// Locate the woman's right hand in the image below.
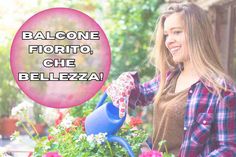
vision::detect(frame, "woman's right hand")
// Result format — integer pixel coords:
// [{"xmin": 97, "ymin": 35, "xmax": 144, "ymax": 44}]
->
[{"xmin": 106, "ymin": 72, "xmax": 136, "ymax": 118}]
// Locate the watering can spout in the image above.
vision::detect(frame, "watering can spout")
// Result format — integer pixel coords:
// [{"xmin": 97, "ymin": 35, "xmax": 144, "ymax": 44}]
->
[
  {"xmin": 108, "ymin": 136, "xmax": 135, "ymax": 157},
  {"xmin": 95, "ymin": 92, "xmax": 108, "ymax": 109}
]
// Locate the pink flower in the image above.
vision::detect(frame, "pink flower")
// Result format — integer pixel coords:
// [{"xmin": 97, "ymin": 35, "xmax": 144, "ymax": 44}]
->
[
  {"xmin": 55, "ymin": 111, "xmax": 63, "ymax": 126},
  {"xmin": 139, "ymin": 150, "xmax": 162, "ymax": 157},
  {"xmin": 43, "ymin": 152, "xmax": 62, "ymax": 157},
  {"xmin": 28, "ymin": 152, "xmax": 33, "ymax": 157},
  {"xmin": 47, "ymin": 135, "xmax": 54, "ymax": 141}
]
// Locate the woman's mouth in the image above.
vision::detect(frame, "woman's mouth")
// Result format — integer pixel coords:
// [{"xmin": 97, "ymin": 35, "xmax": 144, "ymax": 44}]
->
[{"xmin": 169, "ymin": 46, "xmax": 181, "ymax": 55}]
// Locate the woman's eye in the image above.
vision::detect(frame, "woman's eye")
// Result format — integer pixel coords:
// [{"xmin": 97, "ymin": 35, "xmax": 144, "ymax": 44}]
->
[{"xmin": 174, "ymin": 30, "xmax": 182, "ymax": 34}]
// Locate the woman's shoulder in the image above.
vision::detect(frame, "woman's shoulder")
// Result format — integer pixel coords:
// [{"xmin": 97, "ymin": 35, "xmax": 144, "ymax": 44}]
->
[
  {"xmin": 202, "ymin": 77, "xmax": 236, "ymax": 105},
  {"xmin": 220, "ymin": 79, "xmax": 236, "ymax": 105},
  {"xmin": 215, "ymin": 77, "xmax": 236, "ymax": 94}
]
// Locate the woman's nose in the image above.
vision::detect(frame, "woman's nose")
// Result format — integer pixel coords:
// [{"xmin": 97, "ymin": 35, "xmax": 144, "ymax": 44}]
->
[{"xmin": 165, "ymin": 35, "xmax": 176, "ymax": 46}]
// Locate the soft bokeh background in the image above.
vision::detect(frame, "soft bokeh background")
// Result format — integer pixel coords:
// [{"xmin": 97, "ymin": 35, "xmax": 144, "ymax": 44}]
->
[{"xmin": 0, "ymin": 0, "xmax": 163, "ymax": 118}]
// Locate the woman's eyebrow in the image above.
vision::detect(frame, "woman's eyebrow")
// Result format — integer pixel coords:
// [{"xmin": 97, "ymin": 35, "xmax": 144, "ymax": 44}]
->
[{"xmin": 164, "ymin": 27, "xmax": 183, "ymax": 34}]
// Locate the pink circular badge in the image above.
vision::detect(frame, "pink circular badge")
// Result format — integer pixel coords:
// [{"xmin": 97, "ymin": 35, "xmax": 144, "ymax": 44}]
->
[{"xmin": 10, "ymin": 8, "xmax": 111, "ymax": 108}]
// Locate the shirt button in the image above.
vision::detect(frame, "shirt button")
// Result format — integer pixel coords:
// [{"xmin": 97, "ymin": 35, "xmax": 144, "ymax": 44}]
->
[
  {"xmin": 184, "ymin": 127, "xmax": 187, "ymax": 131},
  {"xmin": 203, "ymin": 120, "xmax": 207, "ymax": 124},
  {"xmin": 189, "ymin": 90, "xmax": 193, "ymax": 94}
]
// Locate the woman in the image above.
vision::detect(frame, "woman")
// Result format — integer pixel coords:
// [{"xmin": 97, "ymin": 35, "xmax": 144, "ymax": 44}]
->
[{"xmin": 107, "ymin": 2, "xmax": 236, "ymax": 157}]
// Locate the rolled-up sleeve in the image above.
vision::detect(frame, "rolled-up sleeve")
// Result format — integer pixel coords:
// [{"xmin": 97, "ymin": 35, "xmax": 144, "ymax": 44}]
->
[
  {"xmin": 128, "ymin": 75, "xmax": 159, "ymax": 109},
  {"xmin": 208, "ymin": 91, "xmax": 236, "ymax": 157}
]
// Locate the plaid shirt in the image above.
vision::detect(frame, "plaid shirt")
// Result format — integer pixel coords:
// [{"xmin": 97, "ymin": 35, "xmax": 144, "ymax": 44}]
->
[{"xmin": 128, "ymin": 70, "xmax": 236, "ymax": 157}]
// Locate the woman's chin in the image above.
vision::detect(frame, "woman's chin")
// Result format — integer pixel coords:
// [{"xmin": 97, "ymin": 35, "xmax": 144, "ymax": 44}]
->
[
  {"xmin": 172, "ymin": 54, "xmax": 186, "ymax": 63},
  {"xmin": 172, "ymin": 57, "xmax": 181, "ymax": 64}
]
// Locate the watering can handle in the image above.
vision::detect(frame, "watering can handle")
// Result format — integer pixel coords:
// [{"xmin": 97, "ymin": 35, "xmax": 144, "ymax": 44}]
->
[{"xmin": 95, "ymin": 92, "xmax": 108, "ymax": 109}]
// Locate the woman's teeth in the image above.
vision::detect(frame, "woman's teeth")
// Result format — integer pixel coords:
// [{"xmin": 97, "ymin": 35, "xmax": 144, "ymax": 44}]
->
[{"xmin": 170, "ymin": 47, "xmax": 180, "ymax": 54}]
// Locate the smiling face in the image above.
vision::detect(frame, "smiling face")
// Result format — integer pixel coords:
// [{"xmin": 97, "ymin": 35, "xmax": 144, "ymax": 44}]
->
[{"xmin": 164, "ymin": 13, "xmax": 189, "ymax": 64}]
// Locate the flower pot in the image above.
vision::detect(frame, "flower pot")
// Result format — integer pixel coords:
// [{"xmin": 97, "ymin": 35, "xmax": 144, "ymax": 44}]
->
[
  {"xmin": 0, "ymin": 117, "xmax": 18, "ymax": 138},
  {"xmin": 0, "ymin": 118, "xmax": 2, "ymax": 135}
]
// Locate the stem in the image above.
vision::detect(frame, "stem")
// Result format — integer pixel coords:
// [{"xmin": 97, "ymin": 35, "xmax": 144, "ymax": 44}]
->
[
  {"xmin": 106, "ymin": 141, "xmax": 113, "ymax": 157},
  {"xmin": 158, "ymin": 143, "xmax": 161, "ymax": 152},
  {"xmin": 164, "ymin": 143, "xmax": 168, "ymax": 154},
  {"xmin": 158, "ymin": 140, "xmax": 168, "ymax": 153},
  {"xmin": 24, "ymin": 113, "xmax": 39, "ymax": 136},
  {"xmin": 21, "ymin": 123, "xmax": 34, "ymax": 140}
]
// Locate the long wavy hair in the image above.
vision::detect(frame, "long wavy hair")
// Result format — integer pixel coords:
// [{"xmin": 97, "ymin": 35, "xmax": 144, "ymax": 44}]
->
[{"xmin": 150, "ymin": 2, "xmax": 232, "ymax": 148}]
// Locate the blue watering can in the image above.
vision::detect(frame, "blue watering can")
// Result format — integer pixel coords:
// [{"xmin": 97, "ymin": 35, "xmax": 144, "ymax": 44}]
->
[{"xmin": 85, "ymin": 92, "xmax": 135, "ymax": 157}]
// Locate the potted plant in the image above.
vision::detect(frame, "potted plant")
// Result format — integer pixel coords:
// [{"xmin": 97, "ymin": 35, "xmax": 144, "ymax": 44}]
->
[
  {"xmin": 0, "ymin": 116, "xmax": 18, "ymax": 139},
  {"xmin": 0, "ymin": 44, "xmax": 22, "ymax": 138},
  {"xmin": 33, "ymin": 104, "xmax": 46, "ymax": 135}
]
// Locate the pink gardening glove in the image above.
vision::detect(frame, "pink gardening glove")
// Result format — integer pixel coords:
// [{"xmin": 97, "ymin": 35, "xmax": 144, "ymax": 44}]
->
[{"xmin": 106, "ymin": 72, "xmax": 136, "ymax": 118}]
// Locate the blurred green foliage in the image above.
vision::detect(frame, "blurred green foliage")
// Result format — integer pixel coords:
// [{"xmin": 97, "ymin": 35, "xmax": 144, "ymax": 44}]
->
[
  {"xmin": 33, "ymin": 103, "xmax": 44, "ymax": 124},
  {"xmin": 0, "ymin": 43, "xmax": 22, "ymax": 117},
  {"xmin": 105, "ymin": 0, "xmax": 164, "ymax": 80},
  {"xmin": 70, "ymin": 90, "xmax": 112, "ymax": 118}
]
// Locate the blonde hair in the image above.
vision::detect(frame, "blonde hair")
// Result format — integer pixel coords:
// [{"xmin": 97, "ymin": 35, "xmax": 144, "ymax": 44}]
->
[
  {"xmin": 150, "ymin": 2, "xmax": 233, "ymax": 103},
  {"xmin": 150, "ymin": 2, "xmax": 232, "ymax": 148}
]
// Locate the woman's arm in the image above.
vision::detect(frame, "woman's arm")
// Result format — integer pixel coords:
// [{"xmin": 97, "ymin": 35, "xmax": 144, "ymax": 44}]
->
[
  {"xmin": 208, "ymin": 91, "xmax": 236, "ymax": 157},
  {"xmin": 128, "ymin": 76, "xmax": 159, "ymax": 109}
]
